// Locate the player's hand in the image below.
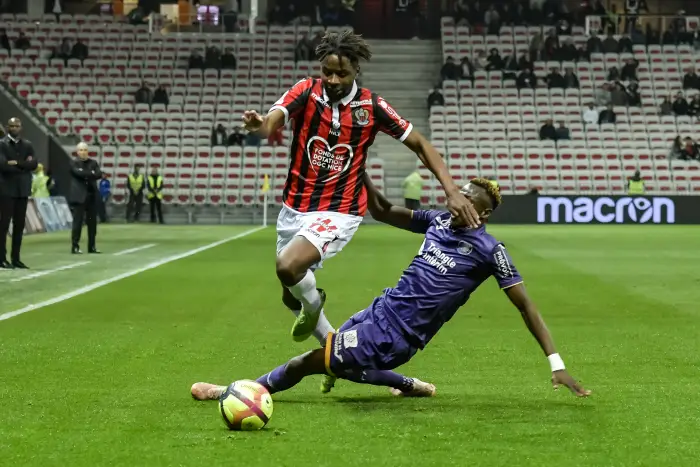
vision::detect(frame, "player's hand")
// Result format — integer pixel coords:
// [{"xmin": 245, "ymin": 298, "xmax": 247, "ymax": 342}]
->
[
  {"xmin": 552, "ymin": 370, "xmax": 591, "ymax": 397},
  {"xmin": 242, "ymin": 110, "xmax": 263, "ymax": 132},
  {"xmin": 26, "ymin": 156, "xmax": 33, "ymax": 161},
  {"xmin": 446, "ymin": 190, "xmax": 480, "ymax": 229},
  {"xmin": 7, "ymin": 160, "xmax": 17, "ymax": 165}
]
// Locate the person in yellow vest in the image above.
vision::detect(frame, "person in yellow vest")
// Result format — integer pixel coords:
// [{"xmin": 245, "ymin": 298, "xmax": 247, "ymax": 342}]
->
[
  {"xmin": 402, "ymin": 170, "xmax": 423, "ymax": 210},
  {"xmin": 31, "ymin": 163, "xmax": 51, "ymax": 198},
  {"xmin": 627, "ymin": 170, "xmax": 645, "ymax": 195},
  {"xmin": 126, "ymin": 165, "xmax": 145, "ymax": 222},
  {"xmin": 147, "ymin": 167, "xmax": 164, "ymax": 224}
]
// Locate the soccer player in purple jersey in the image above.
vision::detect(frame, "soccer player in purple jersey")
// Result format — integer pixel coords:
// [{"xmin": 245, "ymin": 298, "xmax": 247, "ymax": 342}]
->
[{"xmin": 191, "ymin": 176, "xmax": 591, "ymax": 401}]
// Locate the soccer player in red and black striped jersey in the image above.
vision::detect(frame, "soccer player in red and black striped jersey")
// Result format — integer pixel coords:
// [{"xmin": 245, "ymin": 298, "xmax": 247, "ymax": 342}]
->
[{"xmin": 242, "ymin": 31, "xmax": 479, "ymax": 393}]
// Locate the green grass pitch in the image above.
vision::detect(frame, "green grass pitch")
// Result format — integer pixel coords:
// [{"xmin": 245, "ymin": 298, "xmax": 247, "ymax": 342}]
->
[{"xmin": 1, "ymin": 224, "xmax": 699, "ymax": 466}]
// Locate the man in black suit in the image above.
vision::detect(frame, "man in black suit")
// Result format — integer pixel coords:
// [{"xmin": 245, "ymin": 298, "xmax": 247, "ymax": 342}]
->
[
  {"xmin": 68, "ymin": 142, "xmax": 102, "ymax": 254},
  {"xmin": 0, "ymin": 118, "xmax": 37, "ymax": 269}
]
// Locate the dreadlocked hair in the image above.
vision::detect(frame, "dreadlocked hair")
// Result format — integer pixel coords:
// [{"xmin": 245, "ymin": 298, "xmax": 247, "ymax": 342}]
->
[
  {"xmin": 315, "ymin": 30, "xmax": 372, "ymax": 65},
  {"xmin": 470, "ymin": 178, "xmax": 502, "ymax": 209}
]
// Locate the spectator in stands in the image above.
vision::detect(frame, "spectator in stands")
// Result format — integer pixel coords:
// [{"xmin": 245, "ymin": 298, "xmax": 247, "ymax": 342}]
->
[
  {"xmin": 546, "ymin": 68, "xmax": 566, "ymax": 89},
  {"xmin": 452, "ymin": 0, "xmax": 471, "ymax": 27},
  {"xmin": 557, "ymin": 38, "xmax": 578, "ymax": 62},
  {"xmin": 556, "ymin": 122, "xmax": 570, "ymax": 140},
  {"xmin": 205, "ymin": 46, "xmax": 221, "ymax": 70},
  {"xmin": 682, "ymin": 68, "xmax": 700, "ymax": 90},
  {"xmin": 245, "ymin": 131, "xmax": 261, "ymax": 147},
  {"xmin": 599, "ymin": 104, "xmax": 617, "ymax": 124},
  {"xmin": 134, "ymin": 82, "xmax": 152, "ymax": 106},
  {"xmin": 211, "ymin": 124, "xmax": 228, "ymax": 146},
  {"xmin": 607, "ymin": 66, "xmax": 620, "ymax": 81},
  {"xmin": 228, "ymin": 127, "xmax": 245, "ymax": 146},
  {"xmin": 459, "ymin": 57, "xmax": 474, "ymax": 81},
  {"xmin": 1, "ymin": 28, "xmax": 10, "ymax": 55},
  {"xmin": 621, "ymin": 59, "xmax": 638, "ymax": 81},
  {"xmin": 295, "ymin": 33, "xmax": 314, "ymax": 62},
  {"xmin": 427, "ymin": 86, "xmax": 444, "ymax": 108},
  {"xmin": 474, "ymin": 51, "xmax": 488, "ymax": 70},
  {"xmin": 564, "ymin": 68, "xmax": 579, "ymax": 89},
  {"xmin": 626, "ymin": 82, "xmax": 641, "ymax": 107},
  {"xmin": 268, "ymin": 127, "xmax": 284, "ymax": 146},
  {"xmin": 680, "ymin": 138, "xmax": 699, "ymax": 161},
  {"xmin": 0, "ymin": 123, "xmax": 4, "ymax": 138},
  {"xmin": 689, "ymin": 94, "xmax": 700, "ymax": 117},
  {"xmin": 543, "ymin": 30, "xmax": 560, "ymax": 61},
  {"xmin": 578, "ymin": 43, "xmax": 590, "ymax": 62},
  {"xmin": 484, "ymin": 5, "xmax": 500, "ymax": 35},
  {"xmin": 659, "ymin": 96, "xmax": 673, "ymax": 116},
  {"xmin": 14, "ymin": 31, "xmax": 30, "ymax": 51},
  {"xmin": 672, "ymin": 92, "xmax": 689, "ymax": 116},
  {"xmin": 539, "ymin": 119, "xmax": 557, "ymax": 141},
  {"xmin": 587, "ymin": 32, "xmax": 603, "ymax": 54},
  {"xmin": 529, "ymin": 32, "xmax": 543, "ymax": 61},
  {"xmin": 502, "ymin": 54, "xmax": 519, "ymax": 81},
  {"xmin": 485, "ymin": 48, "xmax": 504, "ymax": 71},
  {"xmin": 440, "ymin": 56, "xmax": 461, "ymax": 81},
  {"xmin": 595, "ymin": 83, "xmax": 612, "ymax": 106},
  {"xmin": 602, "ymin": 32, "xmax": 618, "ymax": 53},
  {"xmin": 516, "ymin": 68, "xmax": 537, "ymax": 90},
  {"xmin": 669, "ymin": 136, "xmax": 683, "ymax": 159},
  {"xmin": 618, "ymin": 35, "xmax": 633, "ymax": 53},
  {"xmin": 518, "ymin": 52, "xmax": 532, "ymax": 71},
  {"xmin": 58, "ymin": 38, "xmax": 72, "ymax": 61},
  {"xmin": 188, "ymin": 50, "xmax": 204, "ymax": 70},
  {"xmin": 610, "ymin": 82, "xmax": 628, "ymax": 106},
  {"xmin": 152, "ymin": 84, "xmax": 169, "ymax": 107},
  {"xmin": 221, "ymin": 48, "xmax": 237, "ymax": 70},
  {"xmin": 71, "ymin": 38, "xmax": 88, "ymax": 62},
  {"xmin": 127, "ymin": 6, "xmax": 147, "ymax": 25}
]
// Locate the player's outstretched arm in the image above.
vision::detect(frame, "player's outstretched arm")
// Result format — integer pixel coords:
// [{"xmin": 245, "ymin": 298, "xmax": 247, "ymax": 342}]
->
[
  {"xmin": 402, "ymin": 130, "xmax": 480, "ymax": 229},
  {"xmin": 242, "ymin": 109, "xmax": 285, "ymax": 139},
  {"xmin": 363, "ymin": 174, "xmax": 414, "ymax": 230},
  {"xmin": 503, "ymin": 283, "xmax": 591, "ymax": 397}
]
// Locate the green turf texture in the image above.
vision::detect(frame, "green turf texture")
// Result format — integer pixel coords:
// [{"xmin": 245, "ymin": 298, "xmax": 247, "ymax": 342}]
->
[{"xmin": 1, "ymin": 225, "xmax": 699, "ymax": 466}]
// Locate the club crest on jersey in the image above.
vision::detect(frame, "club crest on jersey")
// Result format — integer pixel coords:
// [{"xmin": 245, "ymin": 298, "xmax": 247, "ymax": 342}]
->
[
  {"xmin": 457, "ymin": 241, "xmax": 473, "ymax": 255},
  {"xmin": 354, "ymin": 108, "xmax": 370, "ymax": 126},
  {"xmin": 306, "ymin": 136, "xmax": 354, "ymax": 182}
]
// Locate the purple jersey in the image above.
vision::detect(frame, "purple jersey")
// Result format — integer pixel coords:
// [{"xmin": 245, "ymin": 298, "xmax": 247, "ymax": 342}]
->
[{"xmin": 379, "ymin": 210, "xmax": 523, "ymax": 349}]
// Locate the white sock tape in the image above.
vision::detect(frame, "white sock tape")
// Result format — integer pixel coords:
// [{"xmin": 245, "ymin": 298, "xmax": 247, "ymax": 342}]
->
[{"xmin": 548, "ymin": 353, "xmax": 566, "ymax": 372}]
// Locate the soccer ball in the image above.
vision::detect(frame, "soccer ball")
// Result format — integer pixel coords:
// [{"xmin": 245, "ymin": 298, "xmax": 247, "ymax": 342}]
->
[{"xmin": 218, "ymin": 380, "xmax": 274, "ymax": 431}]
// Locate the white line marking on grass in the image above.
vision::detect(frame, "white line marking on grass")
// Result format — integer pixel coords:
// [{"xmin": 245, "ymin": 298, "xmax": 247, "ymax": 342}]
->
[
  {"xmin": 113, "ymin": 243, "xmax": 157, "ymax": 256},
  {"xmin": 10, "ymin": 262, "xmax": 91, "ymax": 282},
  {"xmin": 0, "ymin": 226, "xmax": 266, "ymax": 322}
]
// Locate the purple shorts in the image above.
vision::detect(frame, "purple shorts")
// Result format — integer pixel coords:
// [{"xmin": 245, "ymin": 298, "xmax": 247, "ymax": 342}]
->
[{"xmin": 324, "ymin": 298, "xmax": 418, "ymax": 375}]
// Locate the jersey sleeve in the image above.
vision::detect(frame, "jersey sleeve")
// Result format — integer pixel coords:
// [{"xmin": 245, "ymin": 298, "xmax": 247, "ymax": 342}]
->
[
  {"xmin": 268, "ymin": 78, "xmax": 313, "ymax": 124},
  {"xmin": 408, "ymin": 209, "xmax": 444, "ymax": 234},
  {"xmin": 489, "ymin": 244, "xmax": 523, "ymax": 289},
  {"xmin": 374, "ymin": 95, "xmax": 413, "ymax": 142}
]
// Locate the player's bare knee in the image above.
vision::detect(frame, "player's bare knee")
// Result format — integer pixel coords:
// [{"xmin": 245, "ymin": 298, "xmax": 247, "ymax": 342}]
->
[{"xmin": 276, "ymin": 254, "xmax": 300, "ymax": 286}]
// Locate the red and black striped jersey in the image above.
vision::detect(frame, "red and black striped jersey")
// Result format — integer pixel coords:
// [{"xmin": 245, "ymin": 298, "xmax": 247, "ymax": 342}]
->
[{"xmin": 268, "ymin": 78, "xmax": 413, "ymax": 216}]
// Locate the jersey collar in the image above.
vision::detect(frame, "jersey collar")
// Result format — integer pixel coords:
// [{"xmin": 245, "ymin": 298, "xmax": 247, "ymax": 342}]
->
[{"xmin": 322, "ymin": 80, "xmax": 358, "ymax": 107}]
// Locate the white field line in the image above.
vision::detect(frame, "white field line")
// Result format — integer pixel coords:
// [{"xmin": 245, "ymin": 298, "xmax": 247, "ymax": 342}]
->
[
  {"xmin": 10, "ymin": 261, "xmax": 91, "ymax": 282},
  {"xmin": 0, "ymin": 226, "xmax": 265, "ymax": 322},
  {"xmin": 113, "ymin": 243, "xmax": 157, "ymax": 256}
]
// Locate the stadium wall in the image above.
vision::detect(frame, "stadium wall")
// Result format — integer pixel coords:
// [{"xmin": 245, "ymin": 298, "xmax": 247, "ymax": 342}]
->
[{"xmin": 491, "ymin": 195, "xmax": 699, "ymax": 225}]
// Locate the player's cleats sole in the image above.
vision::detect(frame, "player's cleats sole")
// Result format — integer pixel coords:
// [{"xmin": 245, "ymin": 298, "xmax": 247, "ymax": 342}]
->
[
  {"xmin": 291, "ymin": 288, "xmax": 326, "ymax": 342},
  {"xmin": 390, "ymin": 378, "xmax": 436, "ymax": 398},
  {"xmin": 320, "ymin": 374, "xmax": 336, "ymax": 394},
  {"xmin": 191, "ymin": 382, "xmax": 226, "ymax": 401}
]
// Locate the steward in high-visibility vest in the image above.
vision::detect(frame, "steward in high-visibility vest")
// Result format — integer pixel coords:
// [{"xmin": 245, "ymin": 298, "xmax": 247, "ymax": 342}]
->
[
  {"xmin": 627, "ymin": 170, "xmax": 645, "ymax": 195},
  {"xmin": 126, "ymin": 167, "xmax": 145, "ymax": 222},
  {"xmin": 147, "ymin": 168, "xmax": 164, "ymax": 224},
  {"xmin": 31, "ymin": 163, "xmax": 51, "ymax": 198}
]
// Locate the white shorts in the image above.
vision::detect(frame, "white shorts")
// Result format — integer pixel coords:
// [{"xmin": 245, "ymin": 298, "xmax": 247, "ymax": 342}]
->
[{"xmin": 276, "ymin": 204, "xmax": 363, "ymax": 269}]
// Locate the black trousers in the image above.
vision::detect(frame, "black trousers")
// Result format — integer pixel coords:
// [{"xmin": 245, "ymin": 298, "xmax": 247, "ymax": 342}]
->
[
  {"xmin": 149, "ymin": 197, "xmax": 163, "ymax": 223},
  {"xmin": 126, "ymin": 192, "xmax": 143, "ymax": 221},
  {"xmin": 98, "ymin": 195, "xmax": 108, "ymax": 223},
  {"xmin": 404, "ymin": 198, "xmax": 420, "ymax": 210},
  {"xmin": 71, "ymin": 196, "xmax": 97, "ymax": 250},
  {"xmin": 0, "ymin": 196, "xmax": 28, "ymax": 262}
]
